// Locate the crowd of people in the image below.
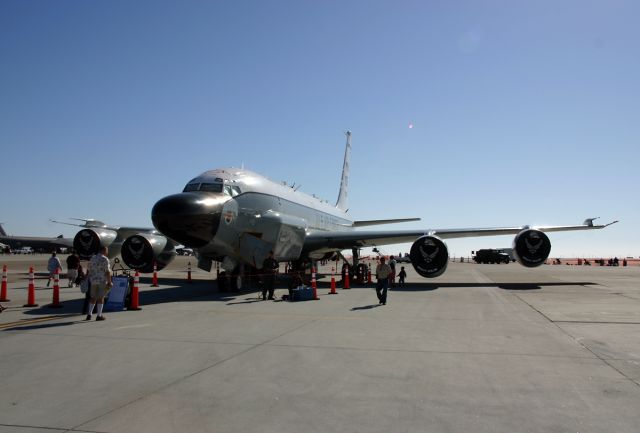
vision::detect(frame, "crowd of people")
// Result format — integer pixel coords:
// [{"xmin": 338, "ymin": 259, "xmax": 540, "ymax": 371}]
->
[{"xmin": 0, "ymin": 248, "xmax": 111, "ymax": 320}]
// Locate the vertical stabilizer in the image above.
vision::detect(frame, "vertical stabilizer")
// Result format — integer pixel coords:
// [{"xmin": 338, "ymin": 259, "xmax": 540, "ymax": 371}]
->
[
  {"xmin": 335, "ymin": 131, "xmax": 351, "ymax": 211},
  {"xmin": 0, "ymin": 223, "xmax": 6, "ymax": 236}
]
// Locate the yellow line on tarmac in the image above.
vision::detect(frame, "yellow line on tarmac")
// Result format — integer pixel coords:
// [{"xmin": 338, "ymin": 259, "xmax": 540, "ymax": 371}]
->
[{"xmin": 0, "ymin": 315, "xmax": 65, "ymax": 330}]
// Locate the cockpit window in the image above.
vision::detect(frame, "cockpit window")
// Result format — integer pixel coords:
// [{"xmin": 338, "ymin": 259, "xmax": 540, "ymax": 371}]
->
[
  {"xmin": 231, "ymin": 186, "xmax": 241, "ymax": 196},
  {"xmin": 223, "ymin": 185, "xmax": 233, "ymax": 196},
  {"xmin": 183, "ymin": 183, "xmax": 199, "ymax": 192},
  {"xmin": 200, "ymin": 183, "xmax": 224, "ymax": 193}
]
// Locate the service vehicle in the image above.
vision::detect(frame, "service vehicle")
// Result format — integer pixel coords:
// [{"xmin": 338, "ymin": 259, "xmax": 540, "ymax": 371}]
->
[{"xmin": 473, "ymin": 249, "xmax": 511, "ymax": 264}]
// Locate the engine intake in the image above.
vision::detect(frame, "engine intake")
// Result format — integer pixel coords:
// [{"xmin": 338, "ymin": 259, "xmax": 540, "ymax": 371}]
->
[
  {"xmin": 73, "ymin": 228, "xmax": 117, "ymax": 260},
  {"xmin": 513, "ymin": 229, "xmax": 551, "ymax": 268},
  {"xmin": 121, "ymin": 233, "xmax": 176, "ymax": 273},
  {"xmin": 410, "ymin": 235, "xmax": 449, "ymax": 278}
]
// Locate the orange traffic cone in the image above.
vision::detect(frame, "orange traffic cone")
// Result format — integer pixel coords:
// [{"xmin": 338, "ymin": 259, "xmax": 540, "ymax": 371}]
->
[
  {"xmin": 329, "ymin": 267, "xmax": 337, "ymax": 295},
  {"xmin": 187, "ymin": 261, "xmax": 192, "ymax": 283},
  {"xmin": 367, "ymin": 268, "xmax": 372, "ymax": 284},
  {"xmin": 343, "ymin": 267, "xmax": 350, "ymax": 289},
  {"xmin": 48, "ymin": 268, "xmax": 63, "ymax": 308},
  {"xmin": 311, "ymin": 267, "xmax": 317, "ymax": 289},
  {"xmin": 129, "ymin": 271, "xmax": 141, "ymax": 310},
  {"xmin": 24, "ymin": 266, "xmax": 38, "ymax": 307},
  {"xmin": 151, "ymin": 262, "xmax": 159, "ymax": 287},
  {"xmin": 1, "ymin": 264, "xmax": 9, "ymax": 302}
]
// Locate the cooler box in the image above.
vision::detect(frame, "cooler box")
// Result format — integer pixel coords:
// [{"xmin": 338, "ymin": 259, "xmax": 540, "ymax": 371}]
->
[{"xmin": 290, "ymin": 286, "xmax": 315, "ymax": 302}]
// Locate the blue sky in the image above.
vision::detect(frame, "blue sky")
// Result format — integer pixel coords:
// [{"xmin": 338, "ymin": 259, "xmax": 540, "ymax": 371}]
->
[{"xmin": 1, "ymin": 0, "xmax": 637, "ymax": 258}]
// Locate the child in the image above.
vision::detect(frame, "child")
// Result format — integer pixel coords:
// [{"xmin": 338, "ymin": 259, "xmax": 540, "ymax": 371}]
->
[{"xmin": 398, "ymin": 266, "xmax": 407, "ymax": 287}]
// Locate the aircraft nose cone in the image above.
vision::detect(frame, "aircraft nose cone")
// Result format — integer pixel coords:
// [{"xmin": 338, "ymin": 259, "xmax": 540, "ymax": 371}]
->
[{"xmin": 151, "ymin": 193, "xmax": 226, "ymax": 248}]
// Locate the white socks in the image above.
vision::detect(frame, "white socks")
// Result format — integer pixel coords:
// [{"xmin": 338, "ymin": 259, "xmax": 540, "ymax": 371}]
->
[{"xmin": 97, "ymin": 303, "xmax": 104, "ymax": 317}]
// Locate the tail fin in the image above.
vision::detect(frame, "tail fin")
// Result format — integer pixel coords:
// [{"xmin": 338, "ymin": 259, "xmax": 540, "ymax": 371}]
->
[
  {"xmin": 335, "ymin": 131, "xmax": 352, "ymax": 211},
  {"xmin": 0, "ymin": 223, "xmax": 6, "ymax": 236}
]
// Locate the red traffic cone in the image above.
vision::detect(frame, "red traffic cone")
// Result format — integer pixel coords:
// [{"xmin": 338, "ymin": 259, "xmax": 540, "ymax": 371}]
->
[
  {"xmin": 343, "ymin": 267, "xmax": 350, "ymax": 289},
  {"xmin": 129, "ymin": 271, "xmax": 141, "ymax": 310},
  {"xmin": 329, "ymin": 268, "xmax": 337, "ymax": 295},
  {"xmin": 367, "ymin": 269, "xmax": 372, "ymax": 284},
  {"xmin": 24, "ymin": 266, "xmax": 38, "ymax": 307},
  {"xmin": 151, "ymin": 262, "xmax": 159, "ymax": 287},
  {"xmin": 1, "ymin": 264, "xmax": 9, "ymax": 302},
  {"xmin": 48, "ymin": 268, "xmax": 63, "ymax": 308}
]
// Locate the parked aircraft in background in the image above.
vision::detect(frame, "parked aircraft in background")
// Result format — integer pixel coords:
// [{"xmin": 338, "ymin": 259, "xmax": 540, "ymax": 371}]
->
[
  {"xmin": 60, "ymin": 132, "xmax": 617, "ymax": 287},
  {"xmin": 0, "ymin": 223, "xmax": 73, "ymax": 253}
]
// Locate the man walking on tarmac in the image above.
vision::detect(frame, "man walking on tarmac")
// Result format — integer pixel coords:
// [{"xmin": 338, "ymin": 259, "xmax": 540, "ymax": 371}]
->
[
  {"xmin": 375, "ymin": 257, "xmax": 392, "ymax": 305},
  {"xmin": 261, "ymin": 250, "xmax": 279, "ymax": 301},
  {"xmin": 87, "ymin": 246, "xmax": 112, "ymax": 321},
  {"xmin": 46, "ymin": 252, "xmax": 63, "ymax": 287}
]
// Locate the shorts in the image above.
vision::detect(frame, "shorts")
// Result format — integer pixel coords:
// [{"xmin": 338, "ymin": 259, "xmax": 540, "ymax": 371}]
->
[
  {"xmin": 90, "ymin": 282, "xmax": 109, "ymax": 299},
  {"xmin": 67, "ymin": 269, "xmax": 78, "ymax": 281}
]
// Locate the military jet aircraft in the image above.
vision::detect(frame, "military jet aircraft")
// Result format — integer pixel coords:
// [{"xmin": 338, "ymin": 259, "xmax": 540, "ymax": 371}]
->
[
  {"xmin": 63, "ymin": 132, "xmax": 617, "ymax": 286},
  {"xmin": 0, "ymin": 223, "xmax": 73, "ymax": 252}
]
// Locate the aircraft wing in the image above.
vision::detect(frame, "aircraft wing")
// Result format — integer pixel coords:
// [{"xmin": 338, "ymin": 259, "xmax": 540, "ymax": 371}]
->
[
  {"xmin": 303, "ymin": 218, "xmax": 618, "ymax": 252},
  {"xmin": 50, "ymin": 218, "xmax": 155, "ymax": 233}
]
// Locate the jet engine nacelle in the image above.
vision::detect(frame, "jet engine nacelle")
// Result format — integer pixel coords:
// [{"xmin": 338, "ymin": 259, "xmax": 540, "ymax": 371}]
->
[
  {"xmin": 410, "ymin": 235, "xmax": 449, "ymax": 278},
  {"xmin": 513, "ymin": 229, "xmax": 551, "ymax": 268},
  {"xmin": 121, "ymin": 233, "xmax": 176, "ymax": 273},
  {"xmin": 73, "ymin": 228, "xmax": 117, "ymax": 260}
]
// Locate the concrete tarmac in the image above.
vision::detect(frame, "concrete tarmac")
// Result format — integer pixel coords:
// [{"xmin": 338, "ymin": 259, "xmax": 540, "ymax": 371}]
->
[{"xmin": 1, "ymin": 256, "xmax": 639, "ymax": 433}]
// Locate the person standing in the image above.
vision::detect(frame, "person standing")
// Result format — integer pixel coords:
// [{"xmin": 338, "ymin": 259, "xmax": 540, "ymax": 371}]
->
[
  {"xmin": 66, "ymin": 250, "xmax": 80, "ymax": 287},
  {"xmin": 388, "ymin": 255, "xmax": 397, "ymax": 287},
  {"xmin": 47, "ymin": 252, "xmax": 64, "ymax": 287},
  {"xmin": 375, "ymin": 257, "xmax": 392, "ymax": 305},
  {"xmin": 87, "ymin": 246, "xmax": 112, "ymax": 321},
  {"xmin": 261, "ymin": 251, "xmax": 279, "ymax": 300},
  {"xmin": 398, "ymin": 266, "xmax": 407, "ymax": 287}
]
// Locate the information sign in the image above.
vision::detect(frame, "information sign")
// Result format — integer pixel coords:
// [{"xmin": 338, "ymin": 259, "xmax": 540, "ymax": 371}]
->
[{"xmin": 104, "ymin": 276, "xmax": 129, "ymax": 312}]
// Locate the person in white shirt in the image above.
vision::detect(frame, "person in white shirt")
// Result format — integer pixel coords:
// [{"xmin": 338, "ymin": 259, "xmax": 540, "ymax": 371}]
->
[
  {"xmin": 86, "ymin": 246, "xmax": 112, "ymax": 321},
  {"xmin": 46, "ymin": 252, "xmax": 64, "ymax": 287}
]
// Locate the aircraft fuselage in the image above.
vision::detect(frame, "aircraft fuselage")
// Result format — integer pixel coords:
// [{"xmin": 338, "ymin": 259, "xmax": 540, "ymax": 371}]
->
[{"xmin": 152, "ymin": 168, "xmax": 353, "ymax": 271}]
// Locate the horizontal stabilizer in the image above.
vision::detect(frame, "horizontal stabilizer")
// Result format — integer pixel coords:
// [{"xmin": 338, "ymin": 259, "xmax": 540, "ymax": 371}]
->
[
  {"xmin": 353, "ymin": 218, "xmax": 421, "ymax": 227},
  {"xmin": 50, "ymin": 218, "xmax": 108, "ymax": 228}
]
